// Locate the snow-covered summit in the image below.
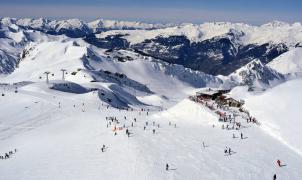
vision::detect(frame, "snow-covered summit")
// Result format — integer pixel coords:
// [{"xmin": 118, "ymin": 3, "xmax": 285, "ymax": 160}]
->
[{"xmin": 229, "ymin": 59, "xmax": 285, "ymax": 89}]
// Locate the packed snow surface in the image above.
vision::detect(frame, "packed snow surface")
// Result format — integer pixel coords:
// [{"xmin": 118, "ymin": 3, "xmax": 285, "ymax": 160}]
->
[
  {"xmin": 268, "ymin": 47, "xmax": 302, "ymax": 76},
  {"xmin": 244, "ymin": 78, "xmax": 302, "ymax": 156},
  {"xmin": 0, "ymin": 18, "xmax": 302, "ymax": 180}
]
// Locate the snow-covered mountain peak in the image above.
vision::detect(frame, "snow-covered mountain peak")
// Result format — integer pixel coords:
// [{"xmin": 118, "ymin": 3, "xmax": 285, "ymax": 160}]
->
[
  {"xmin": 229, "ymin": 59, "xmax": 285, "ymax": 89},
  {"xmin": 261, "ymin": 20, "xmax": 290, "ymax": 28}
]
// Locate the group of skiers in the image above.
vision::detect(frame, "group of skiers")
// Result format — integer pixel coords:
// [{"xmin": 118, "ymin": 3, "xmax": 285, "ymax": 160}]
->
[
  {"xmin": 232, "ymin": 132, "xmax": 245, "ymax": 139},
  {"xmin": 0, "ymin": 149, "xmax": 17, "ymax": 160},
  {"xmin": 224, "ymin": 147, "xmax": 233, "ymax": 155},
  {"xmin": 101, "ymin": 145, "xmax": 106, "ymax": 152}
]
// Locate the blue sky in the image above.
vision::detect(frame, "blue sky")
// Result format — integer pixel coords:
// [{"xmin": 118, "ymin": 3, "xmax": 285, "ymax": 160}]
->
[{"xmin": 0, "ymin": 0, "xmax": 301, "ymax": 24}]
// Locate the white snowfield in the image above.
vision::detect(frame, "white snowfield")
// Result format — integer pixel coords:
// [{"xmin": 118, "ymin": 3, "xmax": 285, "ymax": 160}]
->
[
  {"xmin": 244, "ymin": 78, "xmax": 302, "ymax": 156},
  {"xmin": 0, "ymin": 81, "xmax": 302, "ymax": 180},
  {"xmin": 268, "ymin": 47, "xmax": 302, "ymax": 77},
  {"xmin": 0, "ymin": 20, "xmax": 302, "ymax": 179}
]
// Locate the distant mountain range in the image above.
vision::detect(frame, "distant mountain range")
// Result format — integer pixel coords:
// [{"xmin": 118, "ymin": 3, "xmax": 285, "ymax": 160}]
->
[{"xmin": 1, "ymin": 17, "xmax": 302, "ymax": 89}]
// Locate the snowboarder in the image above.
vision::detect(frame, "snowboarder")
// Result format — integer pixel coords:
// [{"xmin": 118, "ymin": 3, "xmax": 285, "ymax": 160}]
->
[{"xmin": 166, "ymin": 164, "xmax": 169, "ymax": 171}]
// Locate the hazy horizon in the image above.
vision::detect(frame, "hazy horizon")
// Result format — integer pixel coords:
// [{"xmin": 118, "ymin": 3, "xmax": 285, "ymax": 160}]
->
[{"xmin": 0, "ymin": 0, "xmax": 301, "ymax": 25}]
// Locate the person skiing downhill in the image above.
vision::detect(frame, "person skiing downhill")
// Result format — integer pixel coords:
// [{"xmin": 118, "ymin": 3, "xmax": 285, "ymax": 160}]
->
[
  {"xmin": 273, "ymin": 174, "xmax": 277, "ymax": 180},
  {"xmin": 277, "ymin": 160, "xmax": 281, "ymax": 167},
  {"xmin": 166, "ymin": 164, "xmax": 169, "ymax": 171}
]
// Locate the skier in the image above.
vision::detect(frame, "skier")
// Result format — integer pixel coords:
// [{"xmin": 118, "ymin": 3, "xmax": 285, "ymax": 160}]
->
[
  {"xmin": 152, "ymin": 129, "xmax": 155, "ymax": 134},
  {"xmin": 273, "ymin": 174, "xmax": 277, "ymax": 180},
  {"xmin": 232, "ymin": 133, "xmax": 235, "ymax": 139},
  {"xmin": 166, "ymin": 163, "xmax": 169, "ymax": 171},
  {"xmin": 241, "ymin": 132, "xmax": 243, "ymax": 139},
  {"xmin": 277, "ymin": 159, "xmax": 281, "ymax": 167},
  {"xmin": 202, "ymin": 141, "xmax": 205, "ymax": 148},
  {"xmin": 228, "ymin": 148, "xmax": 231, "ymax": 155},
  {"xmin": 144, "ymin": 126, "xmax": 146, "ymax": 130}
]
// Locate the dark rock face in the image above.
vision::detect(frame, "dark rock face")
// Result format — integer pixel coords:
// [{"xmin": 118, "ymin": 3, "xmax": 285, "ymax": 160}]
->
[
  {"xmin": 131, "ymin": 35, "xmax": 288, "ymax": 75},
  {"xmin": 85, "ymin": 34, "xmax": 129, "ymax": 49}
]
